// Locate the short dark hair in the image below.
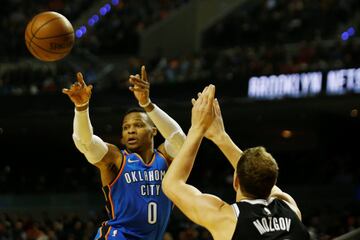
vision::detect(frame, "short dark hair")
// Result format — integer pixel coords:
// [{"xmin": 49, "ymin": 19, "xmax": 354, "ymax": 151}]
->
[
  {"xmin": 120, "ymin": 107, "xmax": 154, "ymax": 127},
  {"xmin": 236, "ymin": 147, "xmax": 278, "ymax": 199}
]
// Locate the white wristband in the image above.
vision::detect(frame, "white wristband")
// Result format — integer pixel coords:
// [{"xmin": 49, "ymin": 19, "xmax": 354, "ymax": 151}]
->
[
  {"xmin": 139, "ymin": 100, "xmax": 151, "ymax": 108},
  {"xmin": 75, "ymin": 101, "xmax": 89, "ymax": 108}
]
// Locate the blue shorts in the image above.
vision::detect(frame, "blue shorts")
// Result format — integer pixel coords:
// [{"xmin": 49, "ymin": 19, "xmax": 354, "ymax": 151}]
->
[{"xmin": 94, "ymin": 226, "xmax": 126, "ymax": 240}]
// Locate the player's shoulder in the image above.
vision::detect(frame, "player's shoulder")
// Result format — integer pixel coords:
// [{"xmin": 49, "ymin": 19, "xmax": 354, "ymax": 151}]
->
[
  {"xmin": 156, "ymin": 143, "xmax": 172, "ymax": 164},
  {"xmin": 209, "ymin": 201, "xmax": 237, "ymax": 239},
  {"xmin": 103, "ymin": 143, "xmax": 124, "ymax": 163},
  {"xmin": 271, "ymin": 197, "xmax": 302, "ymax": 220},
  {"xmin": 106, "ymin": 143, "xmax": 122, "ymax": 154}
]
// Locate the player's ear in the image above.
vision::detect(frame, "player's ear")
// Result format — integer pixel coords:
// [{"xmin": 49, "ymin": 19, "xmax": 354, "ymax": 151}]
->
[{"xmin": 233, "ymin": 172, "xmax": 240, "ymax": 192}]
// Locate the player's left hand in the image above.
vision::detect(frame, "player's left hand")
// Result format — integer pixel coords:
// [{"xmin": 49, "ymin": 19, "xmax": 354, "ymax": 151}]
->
[
  {"xmin": 62, "ymin": 72, "xmax": 93, "ymax": 107},
  {"xmin": 129, "ymin": 65, "xmax": 150, "ymax": 106},
  {"xmin": 192, "ymin": 89, "xmax": 224, "ymax": 140},
  {"xmin": 200, "ymin": 98, "xmax": 225, "ymax": 142},
  {"xmin": 191, "ymin": 84, "xmax": 216, "ymax": 134}
]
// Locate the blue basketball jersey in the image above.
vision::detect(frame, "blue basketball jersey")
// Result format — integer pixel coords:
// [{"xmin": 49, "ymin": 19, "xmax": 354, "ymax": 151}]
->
[{"xmin": 95, "ymin": 149, "xmax": 173, "ymax": 240}]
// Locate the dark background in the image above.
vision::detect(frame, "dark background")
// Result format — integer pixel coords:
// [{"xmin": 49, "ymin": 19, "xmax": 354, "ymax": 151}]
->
[{"xmin": 1, "ymin": 0, "xmax": 360, "ymax": 239}]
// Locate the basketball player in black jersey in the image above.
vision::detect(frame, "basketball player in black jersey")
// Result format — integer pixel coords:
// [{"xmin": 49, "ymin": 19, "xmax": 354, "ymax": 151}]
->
[{"xmin": 162, "ymin": 85, "xmax": 310, "ymax": 240}]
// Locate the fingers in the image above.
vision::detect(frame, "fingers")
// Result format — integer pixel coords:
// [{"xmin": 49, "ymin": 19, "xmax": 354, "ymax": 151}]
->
[
  {"xmin": 214, "ymin": 98, "xmax": 221, "ymax": 116},
  {"xmin": 141, "ymin": 65, "xmax": 148, "ymax": 82},
  {"xmin": 202, "ymin": 86, "xmax": 208, "ymax": 95},
  {"xmin": 129, "ymin": 78, "xmax": 149, "ymax": 88},
  {"xmin": 76, "ymin": 72, "xmax": 86, "ymax": 86},
  {"xmin": 193, "ymin": 84, "xmax": 216, "ymax": 107},
  {"xmin": 62, "ymin": 88, "xmax": 70, "ymax": 95},
  {"xmin": 129, "ymin": 75, "xmax": 149, "ymax": 87},
  {"xmin": 207, "ymin": 84, "xmax": 215, "ymax": 102},
  {"xmin": 129, "ymin": 86, "xmax": 148, "ymax": 92},
  {"xmin": 200, "ymin": 85, "xmax": 215, "ymax": 104}
]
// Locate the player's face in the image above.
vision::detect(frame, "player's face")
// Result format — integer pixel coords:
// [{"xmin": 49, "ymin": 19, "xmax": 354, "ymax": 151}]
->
[{"xmin": 121, "ymin": 112, "xmax": 156, "ymax": 151}]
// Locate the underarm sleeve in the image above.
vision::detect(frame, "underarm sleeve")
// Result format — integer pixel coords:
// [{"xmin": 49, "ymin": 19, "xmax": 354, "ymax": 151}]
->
[{"xmin": 146, "ymin": 104, "xmax": 185, "ymax": 158}]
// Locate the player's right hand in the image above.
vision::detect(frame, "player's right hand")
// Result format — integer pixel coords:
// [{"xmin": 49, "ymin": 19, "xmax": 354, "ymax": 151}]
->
[
  {"xmin": 191, "ymin": 85, "xmax": 216, "ymax": 134},
  {"xmin": 129, "ymin": 65, "xmax": 150, "ymax": 106},
  {"xmin": 62, "ymin": 72, "xmax": 93, "ymax": 107},
  {"xmin": 191, "ymin": 93, "xmax": 225, "ymax": 142}
]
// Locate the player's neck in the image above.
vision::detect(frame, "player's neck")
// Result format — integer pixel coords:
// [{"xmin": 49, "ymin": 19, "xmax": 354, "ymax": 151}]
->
[
  {"xmin": 138, "ymin": 148, "xmax": 155, "ymax": 164},
  {"xmin": 236, "ymin": 189, "xmax": 255, "ymax": 202}
]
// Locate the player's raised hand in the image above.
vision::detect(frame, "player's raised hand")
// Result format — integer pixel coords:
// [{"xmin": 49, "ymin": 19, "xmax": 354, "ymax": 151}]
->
[
  {"xmin": 129, "ymin": 65, "xmax": 150, "ymax": 107},
  {"xmin": 191, "ymin": 93, "xmax": 225, "ymax": 141},
  {"xmin": 62, "ymin": 72, "xmax": 93, "ymax": 107},
  {"xmin": 191, "ymin": 84, "xmax": 216, "ymax": 134}
]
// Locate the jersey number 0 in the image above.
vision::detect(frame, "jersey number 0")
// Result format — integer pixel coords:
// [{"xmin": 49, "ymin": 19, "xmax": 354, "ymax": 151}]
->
[{"xmin": 148, "ymin": 202, "xmax": 157, "ymax": 224}]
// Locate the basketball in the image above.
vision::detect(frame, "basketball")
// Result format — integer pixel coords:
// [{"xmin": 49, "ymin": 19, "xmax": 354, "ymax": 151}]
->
[{"xmin": 25, "ymin": 11, "xmax": 74, "ymax": 62}]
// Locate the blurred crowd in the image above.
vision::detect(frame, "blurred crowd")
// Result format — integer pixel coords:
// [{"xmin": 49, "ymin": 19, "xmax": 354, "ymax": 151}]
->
[
  {"xmin": 1, "ymin": 1, "xmax": 360, "ymax": 239},
  {"xmin": 0, "ymin": 146, "xmax": 359, "ymax": 239},
  {"xmin": 2, "ymin": 37, "xmax": 360, "ymax": 96},
  {"xmin": 1, "ymin": 0, "xmax": 360, "ymax": 95},
  {"xmin": 1, "ymin": 148, "xmax": 358, "ymax": 194},
  {"xmin": 204, "ymin": 0, "xmax": 360, "ymax": 48},
  {"xmin": 77, "ymin": 0, "xmax": 190, "ymax": 55},
  {"xmin": 0, "ymin": 204, "xmax": 359, "ymax": 240}
]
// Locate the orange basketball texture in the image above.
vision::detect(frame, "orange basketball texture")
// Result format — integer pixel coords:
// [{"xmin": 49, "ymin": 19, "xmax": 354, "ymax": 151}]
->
[{"xmin": 25, "ymin": 11, "xmax": 74, "ymax": 62}]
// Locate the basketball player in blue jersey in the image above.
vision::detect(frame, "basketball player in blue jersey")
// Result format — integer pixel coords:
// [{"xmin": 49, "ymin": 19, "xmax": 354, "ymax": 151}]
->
[
  {"xmin": 162, "ymin": 85, "xmax": 310, "ymax": 240},
  {"xmin": 62, "ymin": 66, "xmax": 186, "ymax": 240}
]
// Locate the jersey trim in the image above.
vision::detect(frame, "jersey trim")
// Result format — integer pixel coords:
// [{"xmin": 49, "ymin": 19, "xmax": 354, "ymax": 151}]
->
[
  {"xmin": 156, "ymin": 149, "xmax": 170, "ymax": 167},
  {"xmin": 105, "ymin": 226, "xmax": 111, "ymax": 239},
  {"xmin": 109, "ymin": 152, "xmax": 127, "ymax": 188},
  {"xmin": 240, "ymin": 197, "xmax": 275, "ymax": 206},
  {"xmin": 108, "ymin": 190, "xmax": 115, "ymax": 219},
  {"xmin": 145, "ymin": 152, "xmax": 156, "ymax": 166},
  {"xmin": 104, "ymin": 152, "xmax": 127, "ymax": 220},
  {"xmin": 96, "ymin": 225, "xmax": 111, "ymax": 240},
  {"xmin": 123, "ymin": 149, "xmax": 157, "ymax": 166},
  {"xmin": 102, "ymin": 187, "xmax": 112, "ymax": 219},
  {"xmin": 232, "ymin": 203, "xmax": 240, "ymax": 218}
]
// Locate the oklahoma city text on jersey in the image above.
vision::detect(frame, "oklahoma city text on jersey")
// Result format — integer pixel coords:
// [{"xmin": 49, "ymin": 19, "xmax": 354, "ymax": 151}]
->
[{"xmin": 123, "ymin": 170, "xmax": 166, "ymax": 196}]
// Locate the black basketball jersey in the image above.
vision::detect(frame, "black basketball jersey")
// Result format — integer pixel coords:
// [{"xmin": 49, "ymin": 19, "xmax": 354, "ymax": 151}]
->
[{"xmin": 231, "ymin": 198, "xmax": 310, "ymax": 240}]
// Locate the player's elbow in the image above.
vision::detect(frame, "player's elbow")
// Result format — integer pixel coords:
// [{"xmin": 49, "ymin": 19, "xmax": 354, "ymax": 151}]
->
[
  {"xmin": 177, "ymin": 132, "xmax": 186, "ymax": 144},
  {"xmin": 162, "ymin": 175, "xmax": 171, "ymax": 196},
  {"xmin": 164, "ymin": 132, "xmax": 186, "ymax": 158},
  {"xmin": 72, "ymin": 134, "xmax": 108, "ymax": 165}
]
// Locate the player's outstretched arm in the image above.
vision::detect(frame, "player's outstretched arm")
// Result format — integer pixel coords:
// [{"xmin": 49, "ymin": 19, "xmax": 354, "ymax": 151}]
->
[
  {"xmin": 163, "ymin": 85, "xmax": 227, "ymax": 231},
  {"xmin": 129, "ymin": 65, "xmax": 185, "ymax": 160},
  {"xmin": 198, "ymin": 96, "xmax": 242, "ymax": 169},
  {"xmin": 62, "ymin": 73, "xmax": 110, "ymax": 166}
]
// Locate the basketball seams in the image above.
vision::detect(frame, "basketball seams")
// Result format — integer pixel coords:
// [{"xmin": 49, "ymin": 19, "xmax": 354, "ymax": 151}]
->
[
  {"xmin": 33, "ymin": 17, "xmax": 61, "ymax": 37},
  {"xmin": 30, "ymin": 39, "xmax": 69, "ymax": 54},
  {"xmin": 30, "ymin": 15, "xmax": 38, "ymax": 36},
  {"xmin": 32, "ymin": 17, "xmax": 61, "ymax": 35},
  {"xmin": 29, "ymin": 16, "xmax": 61, "ymax": 52},
  {"xmin": 26, "ymin": 41, "xmax": 42, "ymax": 60},
  {"xmin": 25, "ymin": 30, "xmax": 38, "ymax": 58},
  {"xmin": 33, "ymin": 31, "xmax": 74, "ymax": 40}
]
